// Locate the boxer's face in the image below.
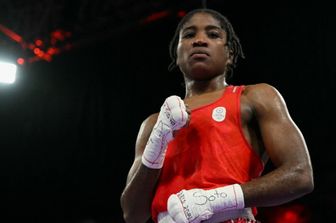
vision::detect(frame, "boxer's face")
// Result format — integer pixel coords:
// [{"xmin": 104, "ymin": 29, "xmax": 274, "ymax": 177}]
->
[{"xmin": 176, "ymin": 13, "xmax": 232, "ymax": 80}]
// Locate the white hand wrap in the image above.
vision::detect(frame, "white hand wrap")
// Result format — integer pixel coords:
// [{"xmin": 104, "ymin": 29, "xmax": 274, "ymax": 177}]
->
[
  {"xmin": 167, "ymin": 184, "xmax": 245, "ymax": 223},
  {"xmin": 142, "ymin": 95, "xmax": 188, "ymax": 169}
]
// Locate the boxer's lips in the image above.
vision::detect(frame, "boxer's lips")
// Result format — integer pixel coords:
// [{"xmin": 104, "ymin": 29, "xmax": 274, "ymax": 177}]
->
[{"xmin": 190, "ymin": 50, "xmax": 210, "ymax": 59}]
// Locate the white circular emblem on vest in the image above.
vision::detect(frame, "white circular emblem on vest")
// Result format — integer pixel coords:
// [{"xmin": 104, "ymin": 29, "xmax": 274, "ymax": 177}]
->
[{"xmin": 212, "ymin": 106, "xmax": 226, "ymax": 122}]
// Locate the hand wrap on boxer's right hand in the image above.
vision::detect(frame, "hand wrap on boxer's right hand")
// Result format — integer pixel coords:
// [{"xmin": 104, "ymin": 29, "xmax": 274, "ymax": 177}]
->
[{"xmin": 142, "ymin": 95, "xmax": 188, "ymax": 169}]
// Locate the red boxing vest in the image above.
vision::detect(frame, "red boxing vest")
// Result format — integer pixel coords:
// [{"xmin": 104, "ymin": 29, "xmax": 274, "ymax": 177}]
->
[{"xmin": 151, "ymin": 85, "xmax": 264, "ymax": 222}]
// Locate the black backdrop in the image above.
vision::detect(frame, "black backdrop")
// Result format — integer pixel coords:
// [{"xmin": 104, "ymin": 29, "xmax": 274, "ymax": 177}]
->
[{"xmin": 0, "ymin": 4, "xmax": 335, "ymax": 223}]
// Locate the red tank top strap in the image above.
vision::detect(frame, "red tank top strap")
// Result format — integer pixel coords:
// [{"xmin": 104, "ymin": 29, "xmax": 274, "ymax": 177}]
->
[{"xmin": 225, "ymin": 85, "xmax": 245, "ymax": 94}]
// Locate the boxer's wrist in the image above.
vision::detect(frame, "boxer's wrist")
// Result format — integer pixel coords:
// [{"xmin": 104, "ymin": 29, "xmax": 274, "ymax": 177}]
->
[
  {"xmin": 206, "ymin": 184, "xmax": 245, "ymax": 212},
  {"xmin": 141, "ymin": 125, "xmax": 172, "ymax": 169}
]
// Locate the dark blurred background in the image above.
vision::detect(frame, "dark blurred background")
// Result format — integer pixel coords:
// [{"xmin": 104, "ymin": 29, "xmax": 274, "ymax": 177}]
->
[{"xmin": 0, "ymin": 0, "xmax": 334, "ymax": 222}]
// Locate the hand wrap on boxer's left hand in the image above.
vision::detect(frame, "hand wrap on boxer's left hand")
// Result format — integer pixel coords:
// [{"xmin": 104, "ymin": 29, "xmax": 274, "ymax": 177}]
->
[{"xmin": 167, "ymin": 184, "xmax": 245, "ymax": 223}]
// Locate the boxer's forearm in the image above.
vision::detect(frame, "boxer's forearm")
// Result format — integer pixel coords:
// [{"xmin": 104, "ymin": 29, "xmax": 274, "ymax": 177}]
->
[
  {"xmin": 121, "ymin": 162, "xmax": 161, "ymax": 223},
  {"xmin": 241, "ymin": 163, "xmax": 314, "ymax": 207}
]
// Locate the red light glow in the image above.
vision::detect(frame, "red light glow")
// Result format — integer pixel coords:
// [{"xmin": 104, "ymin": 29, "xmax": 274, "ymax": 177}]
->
[
  {"xmin": 0, "ymin": 24, "xmax": 23, "ymax": 43},
  {"xmin": 35, "ymin": 39, "xmax": 43, "ymax": 46},
  {"xmin": 178, "ymin": 10, "xmax": 186, "ymax": 17},
  {"xmin": 17, "ymin": 58, "xmax": 25, "ymax": 65},
  {"xmin": 33, "ymin": 48, "xmax": 41, "ymax": 55},
  {"xmin": 141, "ymin": 11, "xmax": 170, "ymax": 24},
  {"xmin": 261, "ymin": 204, "xmax": 310, "ymax": 223}
]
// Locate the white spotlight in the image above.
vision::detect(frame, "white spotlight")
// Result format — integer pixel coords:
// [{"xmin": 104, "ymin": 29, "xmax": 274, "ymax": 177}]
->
[{"xmin": 0, "ymin": 61, "xmax": 17, "ymax": 84}]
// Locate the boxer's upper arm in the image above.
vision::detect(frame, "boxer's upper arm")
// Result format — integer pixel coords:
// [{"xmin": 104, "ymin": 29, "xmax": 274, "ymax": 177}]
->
[{"xmin": 248, "ymin": 84, "xmax": 310, "ymax": 168}]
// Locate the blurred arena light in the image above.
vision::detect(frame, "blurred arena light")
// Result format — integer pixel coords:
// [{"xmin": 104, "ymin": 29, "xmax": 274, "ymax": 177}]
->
[{"xmin": 0, "ymin": 61, "xmax": 17, "ymax": 84}]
